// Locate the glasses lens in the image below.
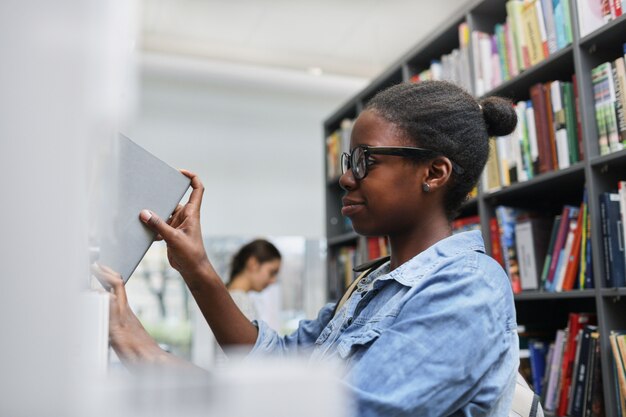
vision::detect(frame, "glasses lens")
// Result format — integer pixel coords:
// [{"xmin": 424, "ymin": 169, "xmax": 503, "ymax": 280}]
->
[
  {"xmin": 341, "ymin": 153, "xmax": 350, "ymax": 175},
  {"xmin": 352, "ymin": 147, "xmax": 366, "ymax": 179}
]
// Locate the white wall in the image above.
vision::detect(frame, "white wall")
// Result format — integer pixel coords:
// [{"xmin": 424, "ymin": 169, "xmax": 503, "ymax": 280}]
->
[{"xmin": 127, "ymin": 53, "xmax": 367, "ymax": 239}]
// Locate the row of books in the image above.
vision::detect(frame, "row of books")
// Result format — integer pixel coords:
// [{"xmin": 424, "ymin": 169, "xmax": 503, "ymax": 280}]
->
[
  {"xmin": 473, "ymin": 0, "xmax": 573, "ymax": 96},
  {"xmin": 330, "ymin": 237, "xmax": 389, "ymax": 292},
  {"xmin": 482, "ymin": 78, "xmax": 582, "ymax": 192},
  {"xmin": 599, "ymin": 185, "xmax": 626, "ymax": 288},
  {"xmin": 451, "ymin": 214, "xmax": 481, "ymax": 235},
  {"xmin": 330, "ymin": 245, "xmax": 359, "ymax": 295},
  {"xmin": 610, "ymin": 330, "xmax": 626, "ymax": 417},
  {"xmin": 578, "ymin": 0, "xmax": 626, "ymax": 37},
  {"xmin": 326, "ymin": 118, "xmax": 353, "ymax": 180},
  {"xmin": 492, "ymin": 196, "xmax": 592, "ymax": 294},
  {"xmin": 591, "ymin": 52, "xmax": 626, "ymax": 157},
  {"xmin": 519, "ymin": 313, "xmax": 601, "ymax": 416},
  {"xmin": 409, "ymin": 23, "xmax": 472, "ymax": 94}
]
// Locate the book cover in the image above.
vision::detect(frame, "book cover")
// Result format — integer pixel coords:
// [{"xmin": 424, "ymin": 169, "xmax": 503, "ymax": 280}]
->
[
  {"xmin": 553, "ymin": 0, "xmax": 567, "ymax": 49},
  {"xmin": 495, "ymin": 206, "xmax": 524, "ymax": 292},
  {"xmin": 522, "ymin": 0, "xmax": 546, "ymax": 66},
  {"xmin": 562, "ymin": 0, "xmax": 573, "ymax": 42},
  {"xmin": 577, "ymin": 0, "xmax": 606, "ymax": 37},
  {"xmin": 557, "ymin": 313, "xmax": 597, "ymax": 416},
  {"xmin": 562, "ymin": 81, "xmax": 580, "ymax": 164},
  {"xmin": 545, "ymin": 328, "xmax": 567, "ymax": 410},
  {"xmin": 516, "ymin": 100, "xmax": 534, "ymax": 180},
  {"xmin": 490, "ymin": 217, "xmax": 505, "ymax": 267},
  {"xmin": 530, "ymin": 83, "xmax": 556, "ymax": 173},
  {"xmin": 572, "ymin": 75, "xmax": 585, "ymax": 161},
  {"xmin": 619, "ymin": 181, "xmax": 626, "ymax": 279},
  {"xmin": 525, "ymin": 100, "xmax": 540, "ymax": 174},
  {"xmin": 529, "ymin": 339, "xmax": 549, "ymax": 394},
  {"xmin": 553, "ymin": 215, "xmax": 579, "ymax": 292},
  {"xmin": 540, "ymin": 215, "xmax": 562, "ymax": 290},
  {"xmin": 544, "ymin": 81, "xmax": 560, "ymax": 169},
  {"xmin": 599, "ymin": 192, "xmax": 626, "ymax": 288},
  {"xmin": 616, "ymin": 334, "xmax": 626, "ymax": 403},
  {"xmin": 507, "ymin": 0, "xmax": 530, "ymax": 70},
  {"xmin": 98, "ymin": 134, "xmax": 191, "ymax": 283},
  {"xmin": 570, "ymin": 326, "xmax": 597, "ymax": 417},
  {"xmin": 547, "ymin": 205, "xmax": 578, "ymax": 291},
  {"xmin": 584, "ymin": 330, "xmax": 604, "ymax": 417},
  {"xmin": 591, "ymin": 65, "xmax": 611, "ymax": 155},
  {"xmin": 541, "ymin": 0, "xmax": 558, "ymax": 54},
  {"xmin": 613, "ymin": 58, "xmax": 626, "ymax": 146},
  {"xmin": 515, "ymin": 217, "xmax": 553, "ymax": 290},
  {"xmin": 534, "ymin": 0, "xmax": 550, "ymax": 58},
  {"xmin": 562, "ymin": 197, "xmax": 586, "ymax": 291},
  {"xmin": 609, "ymin": 331, "xmax": 626, "ymax": 409}
]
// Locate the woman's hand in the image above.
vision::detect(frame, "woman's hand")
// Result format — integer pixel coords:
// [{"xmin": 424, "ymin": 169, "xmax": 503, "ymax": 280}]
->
[
  {"xmin": 92, "ymin": 263, "xmax": 206, "ymax": 371},
  {"xmin": 140, "ymin": 170, "xmax": 214, "ymax": 283},
  {"xmin": 92, "ymin": 264, "xmax": 163, "ymax": 365}
]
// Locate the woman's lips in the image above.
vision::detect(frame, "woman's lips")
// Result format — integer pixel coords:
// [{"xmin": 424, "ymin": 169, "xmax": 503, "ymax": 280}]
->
[{"xmin": 341, "ymin": 198, "xmax": 365, "ymax": 216}]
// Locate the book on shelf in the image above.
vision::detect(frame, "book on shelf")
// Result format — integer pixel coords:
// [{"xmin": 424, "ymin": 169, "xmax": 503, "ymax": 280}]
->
[
  {"xmin": 326, "ymin": 118, "xmax": 353, "ymax": 180},
  {"xmin": 577, "ymin": 0, "xmax": 625, "ymax": 37},
  {"xmin": 546, "ymin": 205, "xmax": 579, "ymax": 292},
  {"xmin": 410, "ymin": 23, "xmax": 472, "ymax": 93},
  {"xmin": 545, "ymin": 329, "xmax": 567, "ymax": 411},
  {"xmin": 529, "ymin": 339, "xmax": 549, "ymax": 394},
  {"xmin": 599, "ymin": 191, "xmax": 626, "ymax": 288},
  {"xmin": 568, "ymin": 325, "xmax": 597, "ymax": 417},
  {"xmin": 561, "ymin": 196, "xmax": 586, "ymax": 291},
  {"xmin": 495, "ymin": 206, "xmax": 525, "ymax": 293},
  {"xmin": 531, "ymin": 82, "xmax": 557, "ymax": 173},
  {"xmin": 515, "ymin": 216, "xmax": 553, "ymax": 290},
  {"xmin": 557, "ymin": 313, "xmax": 597, "ymax": 416},
  {"xmin": 584, "ymin": 330, "xmax": 604, "ymax": 417},
  {"xmin": 484, "ymin": 79, "xmax": 582, "ymax": 191},
  {"xmin": 471, "ymin": 0, "xmax": 573, "ymax": 95},
  {"xmin": 609, "ymin": 330, "xmax": 626, "ymax": 415},
  {"xmin": 366, "ymin": 236, "xmax": 389, "ymax": 260},
  {"xmin": 592, "ymin": 59, "xmax": 626, "ymax": 156},
  {"xmin": 613, "ymin": 56, "xmax": 626, "ymax": 146},
  {"xmin": 540, "ymin": 215, "xmax": 562, "ymax": 290},
  {"xmin": 490, "ymin": 217, "xmax": 505, "ymax": 267},
  {"xmin": 620, "ymin": 181, "xmax": 626, "ymax": 280},
  {"xmin": 452, "ymin": 215, "xmax": 481, "ymax": 234}
]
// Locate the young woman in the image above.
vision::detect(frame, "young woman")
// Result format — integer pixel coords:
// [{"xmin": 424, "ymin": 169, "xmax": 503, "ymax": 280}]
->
[
  {"xmin": 225, "ymin": 239, "xmax": 281, "ymax": 321},
  {"xmin": 96, "ymin": 80, "xmax": 519, "ymax": 416}
]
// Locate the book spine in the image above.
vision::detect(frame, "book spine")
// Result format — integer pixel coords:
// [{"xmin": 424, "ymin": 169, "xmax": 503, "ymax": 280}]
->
[{"xmin": 530, "ymin": 83, "xmax": 555, "ymax": 173}]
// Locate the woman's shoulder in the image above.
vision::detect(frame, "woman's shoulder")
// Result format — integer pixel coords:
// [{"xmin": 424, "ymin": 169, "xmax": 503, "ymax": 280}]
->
[{"xmin": 229, "ymin": 289, "xmax": 259, "ymax": 321}]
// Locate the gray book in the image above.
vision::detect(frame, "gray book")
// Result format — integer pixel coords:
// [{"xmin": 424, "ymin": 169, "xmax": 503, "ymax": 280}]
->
[{"xmin": 97, "ymin": 134, "xmax": 191, "ymax": 282}]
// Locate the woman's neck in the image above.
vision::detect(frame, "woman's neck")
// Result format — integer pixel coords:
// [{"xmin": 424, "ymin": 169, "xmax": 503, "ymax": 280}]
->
[
  {"xmin": 388, "ymin": 214, "xmax": 452, "ymax": 270},
  {"xmin": 228, "ymin": 274, "xmax": 252, "ymax": 292}
]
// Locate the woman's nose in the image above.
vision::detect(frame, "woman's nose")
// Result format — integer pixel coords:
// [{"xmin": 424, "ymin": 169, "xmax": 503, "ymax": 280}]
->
[{"xmin": 339, "ymin": 169, "xmax": 357, "ymax": 191}]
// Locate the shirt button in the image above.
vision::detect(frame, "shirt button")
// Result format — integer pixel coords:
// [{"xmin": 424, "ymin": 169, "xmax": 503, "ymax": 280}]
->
[{"xmin": 347, "ymin": 317, "xmax": 353, "ymax": 325}]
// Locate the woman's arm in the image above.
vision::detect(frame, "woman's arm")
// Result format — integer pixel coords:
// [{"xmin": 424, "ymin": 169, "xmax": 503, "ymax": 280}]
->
[
  {"xmin": 93, "ymin": 264, "xmax": 201, "ymax": 370},
  {"xmin": 138, "ymin": 170, "xmax": 258, "ymax": 348}
]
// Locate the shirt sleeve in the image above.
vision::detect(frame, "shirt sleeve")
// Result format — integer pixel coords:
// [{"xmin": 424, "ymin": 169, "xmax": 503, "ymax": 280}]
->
[
  {"xmin": 343, "ymin": 254, "xmax": 518, "ymax": 417},
  {"xmin": 249, "ymin": 302, "xmax": 336, "ymax": 357}
]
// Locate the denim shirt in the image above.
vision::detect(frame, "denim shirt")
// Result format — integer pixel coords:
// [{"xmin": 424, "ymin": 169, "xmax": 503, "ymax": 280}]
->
[{"xmin": 251, "ymin": 231, "xmax": 519, "ymax": 417}]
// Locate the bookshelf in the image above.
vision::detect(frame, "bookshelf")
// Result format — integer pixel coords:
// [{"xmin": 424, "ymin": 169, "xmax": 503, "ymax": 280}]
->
[{"xmin": 323, "ymin": 1, "xmax": 626, "ymax": 416}]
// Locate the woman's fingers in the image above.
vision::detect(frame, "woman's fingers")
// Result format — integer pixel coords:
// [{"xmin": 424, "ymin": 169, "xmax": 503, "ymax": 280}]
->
[
  {"xmin": 92, "ymin": 263, "xmax": 127, "ymax": 304},
  {"xmin": 180, "ymin": 169, "xmax": 204, "ymax": 210},
  {"xmin": 140, "ymin": 210, "xmax": 178, "ymax": 243}
]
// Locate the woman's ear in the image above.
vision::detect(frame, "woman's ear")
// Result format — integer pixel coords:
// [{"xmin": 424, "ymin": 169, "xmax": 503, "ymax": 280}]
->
[
  {"xmin": 245, "ymin": 256, "xmax": 260, "ymax": 272},
  {"xmin": 423, "ymin": 157, "xmax": 453, "ymax": 192}
]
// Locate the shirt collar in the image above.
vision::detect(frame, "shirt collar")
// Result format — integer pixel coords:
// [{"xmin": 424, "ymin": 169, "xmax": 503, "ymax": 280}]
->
[{"xmin": 367, "ymin": 230, "xmax": 485, "ymax": 287}]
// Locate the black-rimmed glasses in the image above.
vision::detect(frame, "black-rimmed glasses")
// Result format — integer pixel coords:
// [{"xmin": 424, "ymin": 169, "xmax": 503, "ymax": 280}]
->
[{"xmin": 340, "ymin": 145, "xmax": 465, "ymax": 180}]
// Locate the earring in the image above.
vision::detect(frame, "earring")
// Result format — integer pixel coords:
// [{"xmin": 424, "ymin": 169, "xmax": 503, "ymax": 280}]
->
[{"xmin": 422, "ymin": 183, "xmax": 430, "ymax": 193}]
